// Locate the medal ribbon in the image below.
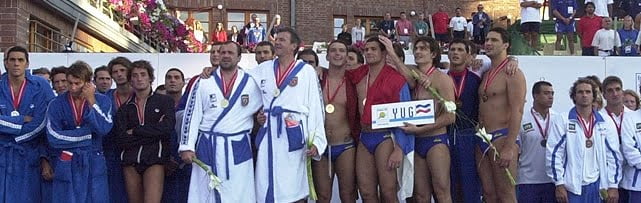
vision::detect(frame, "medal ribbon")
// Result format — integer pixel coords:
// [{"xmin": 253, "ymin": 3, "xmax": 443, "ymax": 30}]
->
[
  {"xmin": 530, "ymin": 108, "xmax": 550, "ymax": 140},
  {"xmin": 113, "ymin": 90, "xmax": 132, "ymax": 109},
  {"xmin": 606, "ymin": 108, "xmax": 623, "ymax": 136},
  {"xmin": 135, "ymin": 99, "xmax": 146, "ymax": 126},
  {"xmin": 9, "ymin": 79, "xmax": 26, "ymax": 111},
  {"xmin": 324, "ymin": 76, "xmax": 346, "ymax": 104},
  {"xmin": 220, "ymin": 70, "xmax": 238, "ymax": 98},
  {"xmin": 414, "ymin": 66, "xmax": 437, "ymax": 98},
  {"xmin": 448, "ymin": 69, "xmax": 468, "ymax": 101},
  {"xmin": 576, "ymin": 111, "xmax": 595, "ymax": 139},
  {"xmin": 482, "ymin": 58, "xmax": 509, "ymax": 94},
  {"xmin": 275, "ymin": 60, "xmax": 297, "ymax": 87},
  {"xmin": 68, "ymin": 94, "xmax": 86, "ymax": 127}
]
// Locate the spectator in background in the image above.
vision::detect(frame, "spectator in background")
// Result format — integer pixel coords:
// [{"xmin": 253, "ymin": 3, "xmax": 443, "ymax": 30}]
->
[
  {"xmin": 337, "ymin": 24, "xmax": 352, "ymax": 45},
  {"xmin": 379, "ymin": 12, "xmax": 396, "ymax": 38},
  {"xmin": 433, "ymin": 4, "xmax": 451, "ymax": 46},
  {"xmin": 472, "ymin": 4, "xmax": 491, "ymax": 46},
  {"xmin": 211, "ymin": 22, "xmax": 228, "ymax": 43},
  {"xmin": 467, "ymin": 14, "xmax": 475, "ymax": 41},
  {"xmin": 352, "ymin": 19, "xmax": 366, "ymax": 45},
  {"xmin": 154, "ymin": 84, "xmax": 166, "ymax": 95},
  {"xmin": 585, "ymin": 0, "xmax": 613, "ymax": 17},
  {"xmin": 93, "ymin": 65, "xmax": 113, "ymax": 94},
  {"xmin": 396, "ymin": 12, "xmax": 414, "ymax": 47},
  {"xmin": 578, "ymin": 2, "xmax": 602, "ymax": 56},
  {"xmin": 591, "ymin": 17, "xmax": 621, "ymax": 56},
  {"xmin": 241, "ymin": 14, "xmax": 258, "ymax": 45},
  {"xmin": 553, "ymin": 0, "xmax": 578, "ymax": 55},
  {"xmin": 255, "ymin": 41, "xmax": 275, "ymax": 64},
  {"xmin": 228, "ymin": 25, "xmax": 242, "ymax": 44},
  {"xmin": 269, "ymin": 15, "xmax": 285, "ymax": 41},
  {"xmin": 247, "ymin": 17, "xmax": 267, "ymax": 45},
  {"xmin": 618, "ymin": 15, "xmax": 639, "ymax": 56},
  {"xmin": 50, "ymin": 66, "xmax": 68, "ymax": 94},
  {"xmin": 623, "ymin": 0, "xmax": 641, "ymax": 20},
  {"xmin": 346, "ymin": 47, "xmax": 364, "ymax": 70},
  {"xmin": 450, "ymin": 8, "xmax": 468, "ymax": 40},
  {"xmin": 520, "ymin": 0, "xmax": 543, "ymax": 50},
  {"xmin": 32, "ymin": 67, "xmax": 50, "ymax": 83},
  {"xmin": 414, "ymin": 13, "xmax": 430, "ymax": 38},
  {"xmin": 623, "ymin": 89, "xmax": 640, "ymax": 110}
]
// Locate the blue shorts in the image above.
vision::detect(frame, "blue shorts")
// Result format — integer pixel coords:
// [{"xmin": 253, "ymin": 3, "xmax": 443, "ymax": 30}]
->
[
  {"xmin": 619, "ymin": 188, "xmax": 641, "ymax": 203},
  {"xmin": 359, "ymin": 132, "xmax": 392, "ymax": 154},
  {"xmin": 478, "ymin": 128, "xmax": 519, "ymax": 152},
  {"xmin": 555, "ymin": 21, "xmax": 576, "ymax": 33},
  {"xmin": 435, "ymin": 33, "xmax": 449, "ymax": 42},
  {"xmin": 323, "ymin": 142, "xmax": 355, "ymax": 162},
  {"xmin": 517, "ymin": 183, "xmax": 556, "ymax": 203},
  {"xmin": 416, "ymin": 133, "xmax": 449, "ymax": 158},
  {"xmin": 567, "ymin": 180, "xmax": 600, "ymax": 203}
]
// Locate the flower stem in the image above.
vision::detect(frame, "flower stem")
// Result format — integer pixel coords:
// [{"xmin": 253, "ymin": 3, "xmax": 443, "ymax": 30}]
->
[{"xmin": 306, "ymin": 135, "xmax": 318, "ymax": 200}]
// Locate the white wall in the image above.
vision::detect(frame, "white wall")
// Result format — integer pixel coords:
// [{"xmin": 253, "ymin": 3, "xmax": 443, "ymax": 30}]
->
[{"xmin": 4, "ymin": 53, "xmax": 640, "ymax": 112}]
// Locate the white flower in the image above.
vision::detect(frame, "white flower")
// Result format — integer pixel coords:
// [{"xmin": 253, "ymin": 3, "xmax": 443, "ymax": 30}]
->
[
  {"xmin": 475, "ymin": 127, "xmax": 493, "ymax": 144},
  {"xmin": 443, "ymin": 101, "xmax": 457, "ymax": 113},
  {"xmin": 208, "ymin": 175, "xmax": 216, "ymax": 190}
]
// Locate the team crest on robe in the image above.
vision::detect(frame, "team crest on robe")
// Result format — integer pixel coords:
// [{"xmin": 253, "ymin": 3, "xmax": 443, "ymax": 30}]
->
[
  {"xmin": 568, "ymin": 123, "xmax": 576, "ymax": 132},
  {"xmin": 523, "ymin": 123, "xmax": 533, "ymax": 132},
  {"xmin": 241, "ymin": 94, "xmax": 249, "ymax": 106},
  {"xmin": 289, "ymin": 77, "xmax": 298, "ymax": 86}
]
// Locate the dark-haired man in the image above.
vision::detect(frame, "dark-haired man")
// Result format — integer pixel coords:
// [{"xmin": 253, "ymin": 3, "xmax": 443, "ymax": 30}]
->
[
  {"xmin": 251, "ymin": 27, "xmax": 327, "ymax": 202},
  {"xmin": 1, "ymin": 46, "xmax": 55, "ymax": 203}
]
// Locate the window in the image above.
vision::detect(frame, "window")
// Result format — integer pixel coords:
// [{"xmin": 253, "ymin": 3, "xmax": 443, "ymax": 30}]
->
[
  {"xmin": 355, "ymin": 17, "xmax": 384, "ymax": 34},
  {"xmin": 333, "ymin": 17, "xmax": 345, "ymax": 39},
  {"xmin": 226, "ymin": 11, "xmax": 268, "ymax": 31},
  {"xmin": 176, "ymin": 11, "xmax": 210, "ymax": 43},
  {"xmin": 28, "ymin": 18, "xmax": 61, "ymax": 52}
]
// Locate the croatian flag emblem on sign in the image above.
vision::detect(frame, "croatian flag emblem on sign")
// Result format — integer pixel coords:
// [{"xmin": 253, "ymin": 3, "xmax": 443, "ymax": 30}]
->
[{"xmin": 371, "ymin": 99, "xmax": 436, "ymax": 129}]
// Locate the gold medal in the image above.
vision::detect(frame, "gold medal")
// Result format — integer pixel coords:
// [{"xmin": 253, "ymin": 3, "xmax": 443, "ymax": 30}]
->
[
  {"xmin": 482, "ymin": 94, "xmax": 488, "ymax": 102},
  {"xmin": 540, "ymin": 139, "xmax": 547, "ymax": 147},
  {"xmin": 362, "ymin": 98, "xmax": 367, "ymax": 106},
  {"xmin": 456, "ymin": 100, "xmax": 463, "ymax": 108},
  {"xmin": 585, "ymin": 139, "xmax": 593, "ymax": 148},
  {"xmin": 273, "ymin": 89, "xmax": 280, "ymax": 97},
  {"xmin": 325, "ymin": 104, "xmax": 335, "ymax": 114},
  {"xmin": 221, "ymin": 99, "xmax": 229, "ymax": 108}
]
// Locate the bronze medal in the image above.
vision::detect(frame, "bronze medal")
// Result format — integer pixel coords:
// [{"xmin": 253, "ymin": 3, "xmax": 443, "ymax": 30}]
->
[
  {"xmin": 482, "ymin": 94, "xmax": 489, "ymax": 102},
  {"xmin": 540, "ymin": 139, "xmax": 547, "ymax": 147},
  {"xmin": 585, "ymin": 139, "xmax": 593, "ymax": 148},
  {"xmin": 456, "ymin": 100, "xmax": 463, "ymax": 108}
]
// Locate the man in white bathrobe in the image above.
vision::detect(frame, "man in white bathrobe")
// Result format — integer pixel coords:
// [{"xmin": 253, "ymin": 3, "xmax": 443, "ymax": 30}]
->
[
  {"xmin": 179, "ymin": 41, "xmax": 263, "ymax": 202},
  {"xmin": 250, "ymin": 27, "xmax": 328, "ymax": 203}
]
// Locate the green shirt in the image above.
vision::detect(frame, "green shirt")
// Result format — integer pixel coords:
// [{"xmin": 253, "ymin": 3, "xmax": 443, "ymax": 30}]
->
[{"xmin": 413, "ymin": 20, "xmax": 429, "ymax": 36}]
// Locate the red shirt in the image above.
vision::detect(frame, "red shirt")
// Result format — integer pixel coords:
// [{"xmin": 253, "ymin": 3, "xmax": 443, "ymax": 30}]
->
[
  {"xmin": 346, "ymin": 64, "xmax": 407, "ymax": 126},
  {"xmin": 396, "ymin": 19, "xmax": 414, "ymax": 36},
  {"xmin": 578, "ymin": 15, "xmax": 603, "ymax": 48},
  {"xmin": 432, "ymin": 12, "xmax": 450, "ymax": 34},
  {"xmin": 211, "ymin": 31, "xmax": 228, "ymax": 43}
]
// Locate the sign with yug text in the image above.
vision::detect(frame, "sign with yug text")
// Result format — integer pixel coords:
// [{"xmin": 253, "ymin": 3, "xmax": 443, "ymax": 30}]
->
[{"xmin": 371, "ymin": 100, "xmax": 435, "ymax": 129}]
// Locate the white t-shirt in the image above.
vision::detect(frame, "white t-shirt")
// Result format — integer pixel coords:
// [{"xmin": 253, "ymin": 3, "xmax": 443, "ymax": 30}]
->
[
  {"xmin": 518, "ymin": 108, "xmax": 558, "ymax": 184},
  {"xmin": 592, "ymin": 29, "xmax": 622, "ymax": 50},
  {"xmin": 585, "ymin": 0, "xmax": 614, "ymax": 17},
  {"xmin": 520, "ymin": 0, "xmax": 544, "ymax": 23},
  {"xmin": 467, "ymin": 22, "xmax": 474, "ymax": 40},
  {"xmin": 449, "ymin": 16, "xmax": 467, "ymax": 31},
  {"xmin": 582, "ymin": 137, "xmax": 600, "ymax": 185},
  {"xmin": 351, "ymin": 26, "xmax": 365, "ymax": 43},
  {"xmin": 636, "ymin": 31, "xmax": 641, "ymax": 45}
]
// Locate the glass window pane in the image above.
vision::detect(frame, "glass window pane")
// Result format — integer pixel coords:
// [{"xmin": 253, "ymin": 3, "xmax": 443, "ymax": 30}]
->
[
  {"xmin": 255, "ymin": 13, "xmax": 268, "ymax": 23},
  {"xmin": 334, "ymin": 28, "xmax": 342, "ymax": 38},
  {"xmin": 194, "ymin": 12, "xmax": 209, "ymax": 22},
  {"xmin": 334, "ymin": 18, "xmax": 344, "ymax": 28},
  {"xmin": 228, "ymin": 22, "xmax": 245, "ymax": 31},
  {"xmin": 201, "ymin": 22, "xmax": 209, "ymax": 32},
  {"xmin": 227, "ymin": 12, "xmax": 245, "ymax": 22},
  {"xmin": 177, "ymin": 11, "xmax": 189, "ymax": 22}
]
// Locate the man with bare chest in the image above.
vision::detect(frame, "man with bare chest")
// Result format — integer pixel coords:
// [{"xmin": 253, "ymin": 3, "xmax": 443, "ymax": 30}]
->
[
  {"xmin": 477, "ymin": 27, "xmax": 526, "ymax": 203},
  {"xmin": 398, "ymin": 37, "xmax": 455, "ymax": 203},
  {"xmin": 347, "ymin": 36, "xmax": 414, "ymax": 202},
  {"xmin": 312, "ymin": 40, "xmax": 359, "ymax": 203}
]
